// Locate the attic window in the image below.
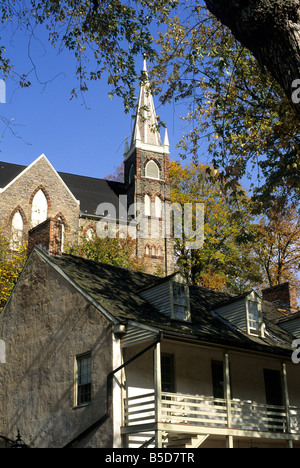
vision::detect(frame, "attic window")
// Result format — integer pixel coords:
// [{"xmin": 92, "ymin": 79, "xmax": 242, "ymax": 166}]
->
[{"xmin": 172, "ymin": 283, "xmax": 190, "ymax": 322}]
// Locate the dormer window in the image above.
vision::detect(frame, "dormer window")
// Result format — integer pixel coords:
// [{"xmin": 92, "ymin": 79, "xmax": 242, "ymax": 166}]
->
[
  {"xmin": 214, "ymin": 291, "xmax": 264, "ymax": 338},
  {"xmin": 172, "ymin": 282, "xmax": 190, "ymax": 322},
  {"xmin": 247, "ymin": 300, "xmax": 263, "ymax": 336},
  {"xmin": 139, "ymin": 272, "xmax": 190, "ymax": 322}
]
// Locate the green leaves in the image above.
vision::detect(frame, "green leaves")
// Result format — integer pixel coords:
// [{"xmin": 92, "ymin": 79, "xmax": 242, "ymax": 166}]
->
[
  {"xmin": 0, "ymin": 0, "xmax": 176, "ymax": 109},
  {"xmin": 151, "ymin": 4, "xmax": 300, "ymax": 207},
  {"xmin": 65, "ymin": 229, "xmax": 145, "ymax": 271}
]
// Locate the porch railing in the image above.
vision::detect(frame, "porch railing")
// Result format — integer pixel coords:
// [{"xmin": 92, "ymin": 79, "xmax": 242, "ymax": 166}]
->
[{"xmin": 123, "ymin": 391, "xmax": 300, "ymax": 434}]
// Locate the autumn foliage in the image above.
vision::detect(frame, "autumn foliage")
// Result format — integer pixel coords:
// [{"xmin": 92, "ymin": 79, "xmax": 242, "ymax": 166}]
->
[{"xmin": 0, "ymin": 232, "xmax": 27, "ymax": 310}]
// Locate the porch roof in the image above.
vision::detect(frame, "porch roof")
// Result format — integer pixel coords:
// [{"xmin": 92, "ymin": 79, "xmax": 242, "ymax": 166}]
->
[{"xmin": 48, "ymin": 251, "xmax": 293, "ymax": 357}]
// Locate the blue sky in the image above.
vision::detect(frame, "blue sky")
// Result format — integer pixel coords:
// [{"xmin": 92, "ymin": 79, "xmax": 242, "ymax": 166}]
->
[{"xmin": 0, "ymin": 22, "xmax": 196, "ymax": 180}]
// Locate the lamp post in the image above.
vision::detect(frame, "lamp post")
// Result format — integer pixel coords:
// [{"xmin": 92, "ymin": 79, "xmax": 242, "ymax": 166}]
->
[{"xmin": 10, "ymin": 430, "xmax": 29, "ymax": 448}]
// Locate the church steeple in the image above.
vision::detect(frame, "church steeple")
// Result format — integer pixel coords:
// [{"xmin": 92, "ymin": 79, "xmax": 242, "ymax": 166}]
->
[
  {"xmin": 125, "ymin": 56, "xmax": 169, "ymax": 159},
  {"xmin": 123, "ymin": 55, "xmax": 174, "ymax": 277}
]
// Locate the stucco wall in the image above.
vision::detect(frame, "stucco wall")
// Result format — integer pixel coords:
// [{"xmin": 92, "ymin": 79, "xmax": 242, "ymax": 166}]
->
[{"xmin": 0, "ymin": 250, "xmax": 114, "ymax": 448}]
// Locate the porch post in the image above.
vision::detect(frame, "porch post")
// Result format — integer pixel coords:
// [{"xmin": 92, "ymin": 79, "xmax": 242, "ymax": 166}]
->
[
  {"xmin": 224, "ymin": 352, "xmax": 233, "ymax": 448},
  {"xmin": 154, "ymin": 340, "xmax": 162, "ymax": 448},
  {"xmin": 282, "ymin": 362, "xmax": 293, "ymax": 448}
]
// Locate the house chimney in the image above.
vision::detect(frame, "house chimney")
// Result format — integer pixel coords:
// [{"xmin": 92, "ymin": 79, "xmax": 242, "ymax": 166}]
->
[
  {"xmin": 27, "ymin": 218, "xmax": 63, "ymax": 257},
  {"xmin": 262, "ymin": 282, "xmax": 298, "ymax": 313}
]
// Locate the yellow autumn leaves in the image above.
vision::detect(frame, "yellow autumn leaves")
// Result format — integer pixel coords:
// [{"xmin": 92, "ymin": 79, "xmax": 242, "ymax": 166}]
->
[{"xmin": 0, "ymin": 234, "xmax": 27, "ymax": 310}]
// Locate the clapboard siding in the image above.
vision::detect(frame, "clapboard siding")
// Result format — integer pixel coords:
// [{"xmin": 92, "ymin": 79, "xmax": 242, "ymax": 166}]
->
[
  {"xmin": 140, "ymin": 282, "xmax": 172, "ymax": 318},
  {"xmin": 280, "ymin": 318, "xmax": 300, "ymax": 338},
  {"xmin": 122, "ymin": 323, "xmax": 159, "ymax": 348},
  {"xmin": 215, "ymin": 299, "xmax": 247, "ymax": 332}
]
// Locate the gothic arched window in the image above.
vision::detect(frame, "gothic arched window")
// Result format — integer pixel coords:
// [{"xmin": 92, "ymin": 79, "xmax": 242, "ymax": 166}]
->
[
  {"xmin": 86, "ymin": 227, "xmax": 95, "ymax": 240},
  {"xmin": 11, "ymin": 211, "xmax": 23, "ymax": 250},
  {"xmin": 145, "ymin": 160, "xmax": 159, "ymax": 180},
  {"xmin": 144, "ymin": 194, "xmax": 151, "ymax": 216},
  {"xmin": 155, "ymin": 196, "xmax": 162, "ymax": 218},
  {"xmin": 32, "ymin": 189, "xmax": 48, "ymax": 227}
]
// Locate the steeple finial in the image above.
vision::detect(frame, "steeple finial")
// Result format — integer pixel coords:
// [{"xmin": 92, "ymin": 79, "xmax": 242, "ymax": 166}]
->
[{"xmin": 143, "ymin": 53, "xmax": 148, "ymax": 72}]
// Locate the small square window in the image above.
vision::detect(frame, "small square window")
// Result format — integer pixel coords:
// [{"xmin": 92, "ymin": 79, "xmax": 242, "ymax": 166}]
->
[{"xmin": 76, "ymin": 353, "xmax": 92, "ymax": 406}]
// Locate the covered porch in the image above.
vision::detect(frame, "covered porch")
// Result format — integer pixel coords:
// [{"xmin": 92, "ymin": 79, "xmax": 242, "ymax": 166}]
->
[
  {"xmin": 123, "ymin": 390, "xmax": 300, "ymax": 448},
  {"xmin": 119, "ymin": 328, "xmax": 300, "ymax": 448}
]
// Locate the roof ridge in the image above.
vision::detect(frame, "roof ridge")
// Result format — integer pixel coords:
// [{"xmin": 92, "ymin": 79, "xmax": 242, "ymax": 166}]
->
[{"xmin": 60, "ymin": 252, "xmax": 158, "ymax": 280}]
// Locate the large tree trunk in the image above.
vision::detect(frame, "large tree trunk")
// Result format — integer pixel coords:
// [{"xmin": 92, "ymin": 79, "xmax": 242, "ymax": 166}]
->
[{"xmin": 204, "ymin": 0, "xmax": 300, "ymax": 117}]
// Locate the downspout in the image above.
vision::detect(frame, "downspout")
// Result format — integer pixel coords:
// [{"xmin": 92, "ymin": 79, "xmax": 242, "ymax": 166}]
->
[{"xmin": 63, "ymin": 334, "xmax": 162, "ymax": 448}]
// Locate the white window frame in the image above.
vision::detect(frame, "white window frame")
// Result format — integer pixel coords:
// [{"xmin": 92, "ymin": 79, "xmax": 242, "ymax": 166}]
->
[
  {"xmin": 170, "ymin": 282, "xmax": 191, "ymax": 322},
  {"xmin": 75, "ymin": 352, "xmax": 92, "ymax": 407},
  {"xmin": 246, "ymin": 300, "xmax": 264, "ymax": 336}
]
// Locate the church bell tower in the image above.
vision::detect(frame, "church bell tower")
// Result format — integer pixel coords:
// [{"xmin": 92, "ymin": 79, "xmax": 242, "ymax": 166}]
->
[{"xmin": 124, "ymin": 57, "xmax": 174, "ymax": 276}]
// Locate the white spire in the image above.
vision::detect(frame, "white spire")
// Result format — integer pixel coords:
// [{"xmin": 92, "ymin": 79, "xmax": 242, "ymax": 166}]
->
[
  {"xmin": 130, "ymin": 56, "xmax": 161, "ymax": 148},
  {"xmin": 163, "ymin": 128, "xmax": 170, "ymax": 149}
]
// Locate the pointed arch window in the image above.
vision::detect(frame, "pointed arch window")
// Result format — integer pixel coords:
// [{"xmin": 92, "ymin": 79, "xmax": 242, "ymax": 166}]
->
[
  {"xmin": 10, "ymin": 211, "xmax": 24, "ymax": 250},
  {"xmin": 145, "ymin": 160, "xmax": 159, "ymax": 180},
  {"xmin": 144, "ymin": 194, "xmax": 151, "ymax": 216},
  {"xmin": 57, "ymin": 216, "xmax": 66, "ymax": 253},
  {"xmin": 32, "ymin": 189, "xmax": 48, "ymax": 227},
  {"xmin": 155, "ymin": 196, "xmax": 162, "ymax": 218}
]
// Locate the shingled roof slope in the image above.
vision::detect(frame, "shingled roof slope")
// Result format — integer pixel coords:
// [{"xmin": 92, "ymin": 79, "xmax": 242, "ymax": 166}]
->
[
  {"xmin": 47, "ymin": 252, "xmax": 293, "ymax": 357},
  {"xmin": 0, "ymin": 161, "xmax": 25, "ymax": 188}
]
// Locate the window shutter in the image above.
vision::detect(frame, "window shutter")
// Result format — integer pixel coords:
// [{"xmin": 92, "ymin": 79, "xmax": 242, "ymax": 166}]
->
[{"xmin": 145, "ymin": 161, "xmax": 159, "ymax": 179}]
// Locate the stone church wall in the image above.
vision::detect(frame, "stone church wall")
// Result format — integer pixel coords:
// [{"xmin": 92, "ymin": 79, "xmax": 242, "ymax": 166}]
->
[{"xmin": 0, "ymin": 155, "xmax": 80, "ymax": 243}]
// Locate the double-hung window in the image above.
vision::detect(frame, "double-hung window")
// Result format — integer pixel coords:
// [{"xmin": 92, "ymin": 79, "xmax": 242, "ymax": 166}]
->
[
  {"xmin": 172, "ymin": 283, "xmax": 190, "ymax": 321},
  {"xmin": 76, "ymin": 353, "xmax": 92, "ymax": 406},
  {"xmin": 248, "ymin": 301, "xmax": 262, "ymax": 336}
]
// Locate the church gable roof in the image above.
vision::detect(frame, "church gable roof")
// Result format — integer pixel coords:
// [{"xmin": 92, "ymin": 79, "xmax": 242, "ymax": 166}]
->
[
  {"xmin": 59, "ymin": 172, "xmax": 126, "ymax": 217},
  {"xmin": 0, "ymin": 158, "xmax": 126, "ymax": 217},
  {"xmin": 0, "ymin": 161, "xmax": 26, "ymax": 189}
]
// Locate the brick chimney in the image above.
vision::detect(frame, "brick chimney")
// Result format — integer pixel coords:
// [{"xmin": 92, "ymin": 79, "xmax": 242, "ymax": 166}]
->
[
  {"xmin": 28, "ymin": 218, "xmax": 63, "ymax": 257},
  {"xmin": 262, "ymin": 282, "xmax": 298, "ymax": 313}
]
